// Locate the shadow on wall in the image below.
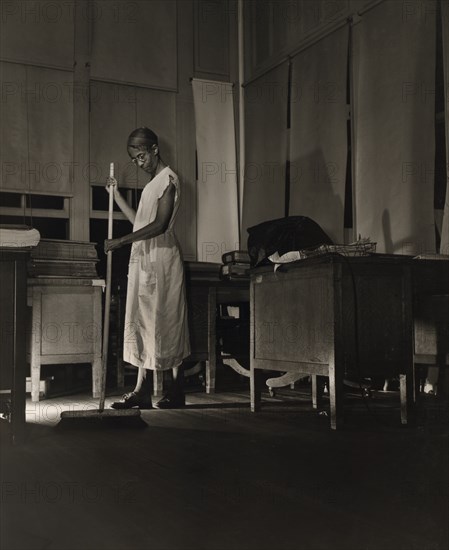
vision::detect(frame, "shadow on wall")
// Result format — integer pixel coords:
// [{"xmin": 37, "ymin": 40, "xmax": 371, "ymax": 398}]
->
[
  {"xmin": 289, "ymin": 148, "xmax": 345, "ymax": 243},
  {"xmin": 382, "ymin": 209, "xmax": 435, "ymax": 256}
]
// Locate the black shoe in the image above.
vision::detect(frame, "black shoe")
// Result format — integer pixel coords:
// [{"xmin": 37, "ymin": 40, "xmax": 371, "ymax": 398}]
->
[
  {"xmin": 154, "ymin": 392, "xmax": 185, "ymax": 409},
  {"xmin": 110, "ymin": 392, "xmax": 153, "ymax": 410}
]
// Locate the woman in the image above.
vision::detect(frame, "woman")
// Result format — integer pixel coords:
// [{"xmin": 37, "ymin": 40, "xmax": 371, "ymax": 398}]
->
[{"xmin": 105, "ymin": 127, "xmax": 190, "ymax": 409}]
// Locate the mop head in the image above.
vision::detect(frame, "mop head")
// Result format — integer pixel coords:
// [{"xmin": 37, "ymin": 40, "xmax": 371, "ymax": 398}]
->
[{"xmin": 57, "ymin": 408, "xmax": 148, "ymax": 430}]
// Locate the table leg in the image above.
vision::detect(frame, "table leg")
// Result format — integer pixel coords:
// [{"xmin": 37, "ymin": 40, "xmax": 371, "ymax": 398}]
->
[{"xmin": 206, "ymin": 287, "xmax": 217, "ymax": 394}]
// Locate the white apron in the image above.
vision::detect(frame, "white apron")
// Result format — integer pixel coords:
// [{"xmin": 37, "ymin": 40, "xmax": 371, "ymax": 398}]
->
[{"xmin": 123, "ymin": 167, "xmax": 191, "ymax": 370}]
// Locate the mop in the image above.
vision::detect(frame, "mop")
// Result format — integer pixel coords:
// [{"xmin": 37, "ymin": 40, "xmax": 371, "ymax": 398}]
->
[{"xmin": 58, "ymin": 163, "xmax": 146, "ymax": 428}]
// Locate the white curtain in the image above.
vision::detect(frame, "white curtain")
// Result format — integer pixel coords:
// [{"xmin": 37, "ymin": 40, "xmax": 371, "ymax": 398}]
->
[
  {"xmin": 353, "ymin": 0, "xmax": 436, "ymax": 255},
  {"xmin": 192, "ymin": 79, "xmax": 239, "ymax": 263},
  {"xmin": 289, "ymin": 26, "xmax": 349, "ymax": 243}
]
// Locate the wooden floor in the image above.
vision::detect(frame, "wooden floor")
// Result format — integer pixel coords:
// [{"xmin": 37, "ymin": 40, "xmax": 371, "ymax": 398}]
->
[{"xmin": 1, "ymin": 381, "xmax": 448, "ymax": 550}]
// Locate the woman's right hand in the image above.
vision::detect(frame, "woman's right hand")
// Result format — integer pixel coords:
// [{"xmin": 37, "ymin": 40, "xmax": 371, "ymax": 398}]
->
[{"xmin": 106, "ymin": 176, "xmax": 118, "ymax": 195}]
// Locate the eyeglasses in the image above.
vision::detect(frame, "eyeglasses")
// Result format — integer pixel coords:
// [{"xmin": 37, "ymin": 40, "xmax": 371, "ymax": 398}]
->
[{"xmin": 130, "ymin": 152, "xmax": 147, "ymax": 165}]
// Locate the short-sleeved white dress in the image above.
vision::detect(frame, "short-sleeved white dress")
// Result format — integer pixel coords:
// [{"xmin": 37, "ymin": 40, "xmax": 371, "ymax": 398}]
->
[{"xmin": 123, "ymin": 166, "xmax": 191, "ymax": 370}]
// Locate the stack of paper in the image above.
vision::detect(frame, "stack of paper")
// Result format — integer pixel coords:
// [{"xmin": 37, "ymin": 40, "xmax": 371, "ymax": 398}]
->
[{"xmin": 0, "ymin": 225, "xmax": 41, "ymax": 248}]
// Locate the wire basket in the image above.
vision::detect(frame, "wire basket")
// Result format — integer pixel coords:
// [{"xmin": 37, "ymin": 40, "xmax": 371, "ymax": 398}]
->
[{"xmin": 298, "ymin": 240, "xmax": 377, "ymax": 259}]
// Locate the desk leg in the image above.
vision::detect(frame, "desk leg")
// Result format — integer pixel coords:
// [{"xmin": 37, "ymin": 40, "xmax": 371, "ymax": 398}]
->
[
  {"xmin": 206, "ymin": 288, "xmax": 217, "ymax": 394},
  {"xmin": 12, "ymin": 261, "xmax": 27, "ymax": 444},
  {"xmin": 92, "ymin": 287, "xmax": 102, "ymax": 398},
  {"xmin": 30, "ymin": 293, "xmax": 41, "ymax": 403},
  {"xmin": 328, "ymin": 364, "xmax": 343, "ymax": 430},
  {"xmin": 400, "ymin": 374, "xmax": 415, "ymax": 425},
  {"xmin": 30, "ymin": 356, "xmax": 41, "ymax": 403},
  {"xmin": 312, "ymin": 375, "xmax": 321, "ymax": 409},
  {"xmin": 250, "ymin": 367, "xmax": 262, "ymax": 412},
  {"xmin": 92, "ymin": 358, "xmax": 101, "ymax": 399}
]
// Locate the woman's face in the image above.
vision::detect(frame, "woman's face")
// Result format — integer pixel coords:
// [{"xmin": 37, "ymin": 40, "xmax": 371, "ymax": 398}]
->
[{"xmin": 128, "ymin": 145, "xmax": 158, "ymax": 175}]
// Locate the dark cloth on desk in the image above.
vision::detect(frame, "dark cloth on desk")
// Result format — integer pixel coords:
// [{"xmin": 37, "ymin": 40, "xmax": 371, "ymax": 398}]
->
[{"xmin": 247, "ymin": 216, "xmax": 333, "ymax": 267}]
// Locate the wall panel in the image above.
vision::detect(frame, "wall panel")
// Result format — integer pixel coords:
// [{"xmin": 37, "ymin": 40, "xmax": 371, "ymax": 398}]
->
[
  {"xmin": 289, "ymin": 26, "xmax": 349, "ymax": 243},
  {"xmin": 90, "ymin": 0, "xmax": 177, "ymax": 91},
  {"xmin": 353, "ymin": 0, "xmax": 436, "ymax": 255},
  {"xmin": 89, "ymin": 81, "xmax": 137, "ymax": 188},
  {"xmin": 0, "ymin": 0, "xmax": 75, "ymax": 69},
  {"xmin": 242, "ymin": 62, "xmax": 288, "ymax": 238},
  {"xmin": 194, "ymin": 0, "xmax": 229, "ymax": 78},
  {"xmin": 0, "ymin": 63, "xmax": 73, "ymax": 195}
]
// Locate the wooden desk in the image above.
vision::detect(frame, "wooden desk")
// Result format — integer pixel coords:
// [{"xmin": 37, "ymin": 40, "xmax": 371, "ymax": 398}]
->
[
  {"xmin": 27, "ymin": 278, "xmax": 104, "ymax": 402},
  {"xmin": 115, "ymin": 262, "xmax": 249, "ymax": 395},
  {"xmin": 151, "ymin": 278, "xmax": 249, "ymax": 396},
  {"xmin": 0, "ymin": 248, "xmax": 30, "ymax": 443},
  {"xmin": 192, "ymin": 280, "xmax": 249, "ymax": 394},
  {"xmin": 412, "ymin": 258, "xmax": 449, "ymax": 394},
  {"xmin": 250, "ymin": 255, "xmax": 414, "ymax": 430}
]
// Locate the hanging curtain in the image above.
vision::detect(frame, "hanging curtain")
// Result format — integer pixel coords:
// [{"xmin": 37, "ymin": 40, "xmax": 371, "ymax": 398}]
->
[
  {"xmin": 353, "ymin": 0, "xmax": 436, "ymax": 255},
  {"xmin": 0, "ymin": 62, "xmax": 73, "ymax": 195},
  {"xmin": 289, "ymin": 25, "xmax": 349, "ymax": 243},
  {"xmin": 192, "ymin": 78, "xmax": 239, "ymax": 263},
  {"xmin": 242, "ymin": 62, "xmax": 289, "ymax": 238},
  {"xmin": 440, "ymin": 0, "xmax": 449, "ymax": 255}
]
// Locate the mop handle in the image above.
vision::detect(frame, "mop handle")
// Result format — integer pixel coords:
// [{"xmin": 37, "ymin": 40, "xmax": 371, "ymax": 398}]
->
[{"xmin": 99, "ymin": 162, "xmax": 115, "ymax": 412}]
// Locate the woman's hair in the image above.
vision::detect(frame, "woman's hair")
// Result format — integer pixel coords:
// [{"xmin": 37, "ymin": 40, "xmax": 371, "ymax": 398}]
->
[{"xmin": 127, "ymin": 127, "xmax": 159, "ymax": 152}]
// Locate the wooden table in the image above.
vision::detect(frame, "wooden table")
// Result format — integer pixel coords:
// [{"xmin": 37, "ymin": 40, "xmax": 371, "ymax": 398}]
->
[
  {"xmin": 187, "ymin": 279, "xmax": 249, "ymax": 394},
  {"xmin": 250, "ymin": 254, "xmax": 415, "ymax": 429}
]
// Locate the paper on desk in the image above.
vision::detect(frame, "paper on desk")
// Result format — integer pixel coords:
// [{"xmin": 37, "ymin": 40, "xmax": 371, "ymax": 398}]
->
[
  {"xmin": 0, "ymin": 226, "xmax": 41, "ymax": 248},
  {"xmin": 268, "ymin": 251, "xmax": 302, "ymax": 272}
]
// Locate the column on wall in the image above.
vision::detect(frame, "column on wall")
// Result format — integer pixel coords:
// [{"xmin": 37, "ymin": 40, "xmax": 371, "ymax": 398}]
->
[
  {"xmin": 241, "ymin": 62, "xmax": 289, "ymax": 241},
  {"xmin": 289, "ymin": 24, "xmax": 349, "ymax": 244},
  {"xmin": 352, "ymin": 0, "xmax": 436, "ymax": 255},
  {"xmin": 440, "ymin": 0, "xmax": 449, "ymax": 255}
]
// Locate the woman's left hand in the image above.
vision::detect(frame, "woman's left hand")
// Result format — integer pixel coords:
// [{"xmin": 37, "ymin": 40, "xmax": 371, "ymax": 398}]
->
[{"xmin": 104, "ymin": 238, "xmax": 122, "ymax": 253}]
